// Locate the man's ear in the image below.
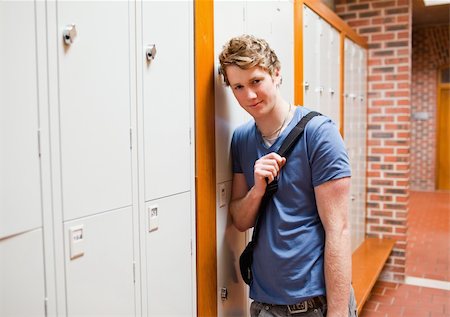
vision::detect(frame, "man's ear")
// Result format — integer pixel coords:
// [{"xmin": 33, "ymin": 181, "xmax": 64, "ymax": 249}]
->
[{"xmin": 273, "ymin": 68, "xmax": 282, "ymax": 86}]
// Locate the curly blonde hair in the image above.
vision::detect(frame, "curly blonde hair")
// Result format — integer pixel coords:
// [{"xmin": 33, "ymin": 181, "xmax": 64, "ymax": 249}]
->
[{"xmin": 218, "ymin": 35, "xmax": 281, "ymax": 86}]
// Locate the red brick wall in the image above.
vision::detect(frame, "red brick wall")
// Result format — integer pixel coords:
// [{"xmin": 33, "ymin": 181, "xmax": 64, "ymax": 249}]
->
[
  {"xmin": 411, "ymin": 25, "xmax": 450, "ymax": 191},
  {"xmin": 335, "ymin": 0, "xmax": 412, "ymax": 282}
]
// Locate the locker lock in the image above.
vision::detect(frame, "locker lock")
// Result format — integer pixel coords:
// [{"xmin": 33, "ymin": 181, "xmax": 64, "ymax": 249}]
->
[
  {"xmin": 63, "ymin": 24, "xmax": 77, "ymax": 45},
  {"xmin": 304, "ymin": 81, "xmax": 310, "ymax": 90},
  {"xmin": 146, "ymin": 44, "xmax": 157, "ymax": 61}
]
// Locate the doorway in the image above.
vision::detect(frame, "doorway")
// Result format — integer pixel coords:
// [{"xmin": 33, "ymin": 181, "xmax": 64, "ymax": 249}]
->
[{"xmin": 436, "ymin": 66, "xmax": 450, "ymax": 190}]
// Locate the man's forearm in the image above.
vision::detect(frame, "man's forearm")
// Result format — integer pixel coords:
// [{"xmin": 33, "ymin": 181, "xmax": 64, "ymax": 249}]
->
[
  {"xmin": 323, "ymin": 229, "xmax": 352, "ymax": 317},
  {"xmin": 229, "ymin": 186, "xmax": 264, "ymax": 232}
]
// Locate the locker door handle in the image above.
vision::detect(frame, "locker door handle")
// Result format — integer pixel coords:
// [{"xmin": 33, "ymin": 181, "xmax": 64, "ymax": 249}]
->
[
  {"xmin": 304, "ymin": 82, "xmax": 310, "ymax": 89},
  {"xmin": 63, "ymin": 24, "xmax": 77, "ymax": 45},
  {"xmin": 315, "ymin": 86, "xmax": 324, "ymax": 93},
  {"xmin": 146, "ymin": 44, "xmax": 157, "ymax": 61},
  {"xmin": 329, "ymin": 88, "xmax": 335, "ymax": 95}
]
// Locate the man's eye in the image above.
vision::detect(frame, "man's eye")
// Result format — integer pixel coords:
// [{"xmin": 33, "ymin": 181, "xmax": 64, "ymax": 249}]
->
[
  {"xmin": 234, "ymin": 85, "xmax": 243, "ymax": 90},
  {"xmin": 252, "ymin": 79, "xmax": 261, "ymax": 84}
]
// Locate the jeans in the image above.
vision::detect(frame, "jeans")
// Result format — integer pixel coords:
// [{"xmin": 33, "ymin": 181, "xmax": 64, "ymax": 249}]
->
[{"xmin": 250, "ymin": 286, "xmax": 358, "ymax": 317}]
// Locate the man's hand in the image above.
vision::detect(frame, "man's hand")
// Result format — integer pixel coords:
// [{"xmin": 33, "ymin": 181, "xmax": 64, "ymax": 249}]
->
[{"xmin": 253, "ymin": 152, "xmax": 286, "ymax": 196}]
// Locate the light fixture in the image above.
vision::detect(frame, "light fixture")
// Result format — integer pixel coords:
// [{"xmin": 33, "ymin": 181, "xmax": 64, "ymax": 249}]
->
[{"xmin": 423, "ymin": 0, "xmax": 450, "ymax": 6}]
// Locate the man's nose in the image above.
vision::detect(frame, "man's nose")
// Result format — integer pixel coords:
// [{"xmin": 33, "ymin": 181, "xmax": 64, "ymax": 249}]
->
[{"xmin": 246, "ymin": 89, "xmax": 257, "ymax": 99}]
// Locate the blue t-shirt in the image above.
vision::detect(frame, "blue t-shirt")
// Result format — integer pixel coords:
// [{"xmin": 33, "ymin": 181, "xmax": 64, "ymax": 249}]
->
[{"xmin": 231, "ymin": 106, "xmax": 351, "ymax": 305}]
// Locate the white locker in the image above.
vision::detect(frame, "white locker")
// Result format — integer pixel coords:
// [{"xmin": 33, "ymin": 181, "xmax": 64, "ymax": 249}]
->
[
  {"xmin": 64, "ymin": 207, "xmax": 135, "ymax": 316},
  {"xmin": 0, "ymin": 230, "xmax": 46, "ymax": 317},
  {"xmin": 142, "ymin": 1, "xmax": 193, "ymax": 201},
  {"xmin": 319, "ymin": 17, "xmax": 330, "ymax": 115},
  {"xmin": 145, "ymin": 193, "xmax": 194, "ymax": 317},
  {"xmin": 343, "ymin": 38, "xmax": 366, "ymax": 251},
  {"xmin": 246, "ymin": 1, "xmax": 294, "ymax": 103},
  {"xmin": 214, "ymin": 2, "xmax": 249, "ymax": 316},
  {"xmin": 0, "ymin": 0, "xmax": 42, "ymax": 238},
  {"xmin": 303, "ymin": 5, "xmax": 320, "ymax": 109},
  {"xmin": 215, "ymin": 0, "xmax": 248, "ymax": 185},
  {"xmin": 215, "ymin": 2, "xmax": 296, "ymax": 316},
  {"xmin": 327, "ymin": 24, "xmax": 341, "ymax": 128},
  {"xmin": 56, "ymin": 1, "xmax": 133, "ymax": 220}
]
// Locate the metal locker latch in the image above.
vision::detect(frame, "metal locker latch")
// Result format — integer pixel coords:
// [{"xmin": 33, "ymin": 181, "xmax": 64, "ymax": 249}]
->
[
  {"xmin": 304, "ymin": 81, "xmax": 310, "ymax": 89},
  {"xmin": 329, "ymin": 88, "xmax": 335, "ymax": 95},
  {"xmin": 63, "ymin": 24, "xmax": 77, "ymax": 45},
  {"xmin": 146, "ymin": 44, "xmax": 157, "ymax": 61}
]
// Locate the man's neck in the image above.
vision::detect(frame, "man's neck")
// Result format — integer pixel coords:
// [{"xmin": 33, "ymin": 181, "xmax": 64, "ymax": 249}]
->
[{"xmin": 256, "ymin": 99, "xmax": 291, "ymax": 138}]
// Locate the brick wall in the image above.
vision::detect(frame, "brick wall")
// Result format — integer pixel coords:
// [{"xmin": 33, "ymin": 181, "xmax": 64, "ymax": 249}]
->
[
  {"xmin": 335, "ymin": 0, "xmax": 412, "ymax": 282},
  {"xmin": 411, "ymin": 25, "xmax": 450, "ymax": 191}
]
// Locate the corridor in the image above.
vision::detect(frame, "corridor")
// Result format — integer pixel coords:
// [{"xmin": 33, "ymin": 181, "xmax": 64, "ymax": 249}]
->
[{"xmin": 361, "ymin": 191, "xmax": 450, "ymax": 317}]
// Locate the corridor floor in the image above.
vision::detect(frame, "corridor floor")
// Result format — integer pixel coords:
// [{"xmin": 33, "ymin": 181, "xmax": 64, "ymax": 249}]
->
[{"xmin": 360, "ymin": 191, "xmax": 450, "ymax": 317}]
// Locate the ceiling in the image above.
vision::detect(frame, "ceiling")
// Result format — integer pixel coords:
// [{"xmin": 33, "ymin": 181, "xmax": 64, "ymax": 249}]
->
[{"xmin": 413, "ymin": 0, "xmax": 450, "ymax": 27}]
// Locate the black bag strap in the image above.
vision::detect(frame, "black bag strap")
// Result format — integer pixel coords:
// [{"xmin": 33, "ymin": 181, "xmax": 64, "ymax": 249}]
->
[{"xmin": 250, "ymin": 111, "xmax": 321, "ymax": 243}]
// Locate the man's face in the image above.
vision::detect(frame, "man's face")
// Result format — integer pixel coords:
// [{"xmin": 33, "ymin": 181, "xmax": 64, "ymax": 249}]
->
[{"xmin": 225, "ymin": 65, "xmax": 281, "ymax": 119}]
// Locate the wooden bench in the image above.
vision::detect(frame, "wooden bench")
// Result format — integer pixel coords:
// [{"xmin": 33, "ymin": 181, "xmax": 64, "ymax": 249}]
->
[{"xmin": 351, "ymin": 237, "xmax": 396, "ymax": 314}]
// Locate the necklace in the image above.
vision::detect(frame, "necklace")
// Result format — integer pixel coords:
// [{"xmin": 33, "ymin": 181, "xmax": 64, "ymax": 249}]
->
[{"xmin": 261, "ymin": 103, "xmax": 292, "ymax": 139}]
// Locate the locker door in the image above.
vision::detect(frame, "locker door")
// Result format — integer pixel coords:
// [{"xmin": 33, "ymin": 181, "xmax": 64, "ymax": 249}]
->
[
  {"xmin": 303, "ymin": 5, "xmax": 320, "ymax": 109},
  {"xmin": 0, "ymin": 0, "xmax": 41, "ymax": 237},
  {"xmin": 145, "ymin": 193, "xmax": 193, "ymax": 316},
  {"xmin": 328, "ymin": 25, "xmax": 341, "ymax": 129},
  {"xmin": 343, "ymin": 39, "xmax": 358, "ymax": 250},
  {"xmin": 215, "ymin": 0, "xmax": 246, "ymax": 184},
  {"xmin": 318, "ymin": 18, "xmax": 330, "ymax": 115},
  {"xmin": 64, "ymin": 207, "xmax": 135, "ymax": 316},
  {"xmin": 142, "ymin": 1, "xmax": 193, "ymax": 201},
  {"xmin": 246, "ymin": 1, "xmax": 294, "ymax": 102},
  {"xmin": 0, "ymin": 230, "xmax": 46, "ymax": 317},
  {"xmin": 57, "ymin": 1, "xmax": 133, "ymax": 220},
  {"xmin": 214, "ymin": 2, "xmax": 248, "ymax": 316}
]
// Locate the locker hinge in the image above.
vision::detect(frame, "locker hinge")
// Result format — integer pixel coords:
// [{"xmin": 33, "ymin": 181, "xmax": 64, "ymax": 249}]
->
[
  {"xmin": 133, "ymin": 261, "xmax": 136, "ymax": 283},
  {"xmin": 129, "ymin": 128, "xmax": 133, "ymax": 150},
  {"xmin": 189, "ymin": 128, "xmax": 192, "ymax": 145},
  {"xmin": 37, "ymin": 130, "xmax": 41, "ymax": 158},
  {"xmin": 190, "ymin": 239, "xmax": 193, "ymax": 256}
]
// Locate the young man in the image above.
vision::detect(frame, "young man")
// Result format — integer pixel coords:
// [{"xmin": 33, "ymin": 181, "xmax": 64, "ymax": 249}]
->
[{"xmin": 219, "ymin": 35, "xmax": 357, "ymax": 317}]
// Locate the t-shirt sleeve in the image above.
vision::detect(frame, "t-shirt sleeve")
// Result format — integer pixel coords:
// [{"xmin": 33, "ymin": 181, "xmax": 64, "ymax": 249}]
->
[
  {"xmin": 231, "ymin": 130, "xmax": 243, "ymax": 174},
  {"xmin": 307, "ymin": 118, "xmax": 351, "ymax": 187}
]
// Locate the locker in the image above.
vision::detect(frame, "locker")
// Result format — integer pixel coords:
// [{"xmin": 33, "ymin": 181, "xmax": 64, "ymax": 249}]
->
[
  {"xmin": 246, "ymin": 1, "xmax": 294, "ymax": 103},
  {"xmin": 64, "ymin": 207, "xmax": 135, "ymax": 316},
  {"xmin": 56, "ymin": 1, "xmax": 133, "ymax": 220},
  {"xmin": 214, "ymin": 2, "xmax": 249, "ymax": 316},
  {"xmin": 0, "ymin": 0, "xmax": 42, "ymax": 238},
  {"xmin": 0, "ymin": 230, "xmax": 46, "ymax": 317},
  {"xmin": 319, "ymin": 18, "xmax": 330, "ymax": 115},
  {"xmin": 216, "ymin": 181, "xmax": 247, "ymax": 317},
  {"xmin": 214, "ymin": 0, "xmax": 247, "ymax": 184},
  {"xmin": 328, "ymin": 25, "xmax": 341, "ymax": 128},
  {"xmin": 142, "ymin": 1, "xmax": 193, "ymax": 201},
  {"xmin": 303, "ymin": 5, "xmax": 320, "ymax": 108},
  {"xmin": 145, "ymin": 193, "xmax": 194, "ymax": 317},
  {"xmin": 343, "ymin": 38, "xmax": 367, "ymax": 250}
]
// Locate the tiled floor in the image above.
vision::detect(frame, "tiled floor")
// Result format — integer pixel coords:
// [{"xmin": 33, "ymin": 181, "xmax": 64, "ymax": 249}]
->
[
  {"xmin": 360, "ymin": 191, "xmax": 450, "ymax": 317},
  {"xmin": 360, "ymin": 281, "xmax": 450, "ymax": 317},
  {"xmin": 406, "ymin": 191, "xmax": 450, "ymax": 281}
]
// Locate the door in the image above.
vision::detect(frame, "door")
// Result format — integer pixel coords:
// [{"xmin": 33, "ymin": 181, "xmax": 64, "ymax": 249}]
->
[{"xmin": 437, "ymin": 66, "xmax": 450, "ymax": 190}]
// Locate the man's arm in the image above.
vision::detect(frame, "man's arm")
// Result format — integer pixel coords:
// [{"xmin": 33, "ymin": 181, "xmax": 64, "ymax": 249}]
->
[
  {"xmin": 315, "ymin": 176, "xmax": 352, "ymax": 317},
  {"xmin": 229, "ymin": 152, "xmax": 286, "ymax": 231}
]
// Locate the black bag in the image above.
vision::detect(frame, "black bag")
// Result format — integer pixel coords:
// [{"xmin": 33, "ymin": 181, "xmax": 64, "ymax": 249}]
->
[{"xmin": 239, "ymin": 111, "xmax": 321, "ymax": 285}]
